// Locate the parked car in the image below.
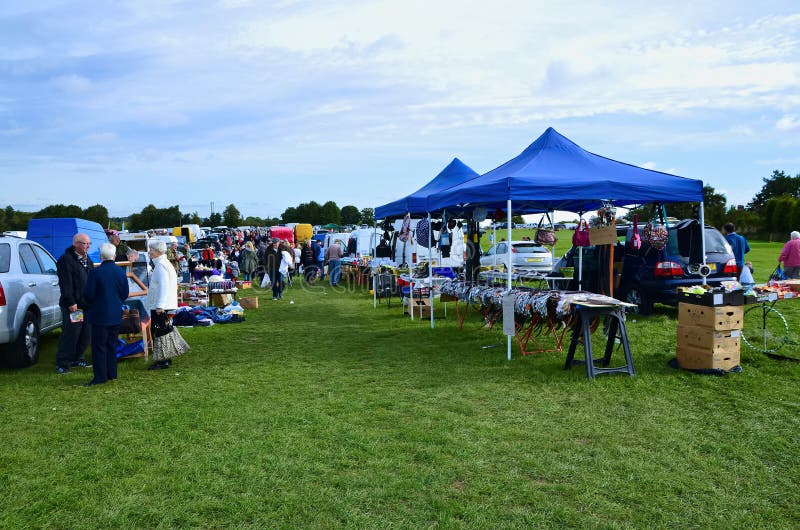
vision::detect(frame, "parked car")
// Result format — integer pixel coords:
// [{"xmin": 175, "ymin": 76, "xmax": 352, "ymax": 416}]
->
[
  {"xmin": 554, "ymin": 219, "xmax": 737, "ymax": 314},
  {"xmin": 480, "ymin": 241, "xmax": 553, "ymax": 274},
  {"xmin": 0, "ymin": 235, "xmax": 62, "ymax": 368}
]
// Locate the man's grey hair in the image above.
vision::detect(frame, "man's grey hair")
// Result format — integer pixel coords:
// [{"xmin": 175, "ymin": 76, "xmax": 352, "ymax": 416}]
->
[
  {"xmin": 791, "ymin": 231, "xmax": 800, "ymax": 240},
  {"xmin": 148, "ymin": 239, "xmax": 167, "ymax": 253},
  {"xmin": 99, "ymin": 243, "xmax": 116, "ymax": 261}
]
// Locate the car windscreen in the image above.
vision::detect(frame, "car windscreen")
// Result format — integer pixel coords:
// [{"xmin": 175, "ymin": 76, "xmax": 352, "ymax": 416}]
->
[
  {"xmin": 513, "ymin": 244, "xmax": 549, "ymax": 254},
  {"xmin": 0, "ymin": 243, "xmax": 9, "ymax": 273},
  {"xmin": 703, "ymin": 228, "xmax": 731, "ymax": 253}
]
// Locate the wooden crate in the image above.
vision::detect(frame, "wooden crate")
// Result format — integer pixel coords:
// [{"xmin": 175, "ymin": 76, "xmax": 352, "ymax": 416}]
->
[
  {"xmin": 678, "ymin": 303, "xmax": 743, "ymax": 330},
  {"xmin": 676, "ymin": 325, "xmax": 741, "ymax": 354},
  {"xmin": 676, "ymin": 344, "xmax": 740, "ymax": 371}
]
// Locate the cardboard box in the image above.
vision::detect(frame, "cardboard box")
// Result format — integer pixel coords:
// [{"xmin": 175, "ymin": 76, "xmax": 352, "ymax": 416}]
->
[
  {"xmin": 678, "ymin": 303, "xmax": 743, "ymax": 330},
  {"xmin": 211, "ymin": 293, "xmax": 233, "ymax": 307},
  {"xmin": 239, "ymin": 296, "xmax": 258, "ymax": 309},
  {"xmin": 676, "ymin": 344, "xmax": 740, "ymax": 371},
  {"xmin": 678, "ymin": 290, "xmax": 744, "ymax": 307},
  {"xmin": 404, "ymin": 298, "xmax": 431, "ymax": 317},
  {"xmin": 677, "ymin": 325, "xmax": 740, "ymax": 353}
]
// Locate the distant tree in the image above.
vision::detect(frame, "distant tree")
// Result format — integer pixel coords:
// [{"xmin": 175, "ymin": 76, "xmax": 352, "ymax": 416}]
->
[
  {"xmin": 340, "ymin": 205, "xmax": 361, "ymax": 225},
  {"xmin": 321, "ymin": 201, "xmax": 341, "ymax": 225},
  {"xmin": 621, "ymin": 185, "xmax": 726, "ymax": 227},
  {"xmin": 242, "ymin": 215, "xmax": 266, "ymax": 226},
  {"xmin": 748, "ymin": 170, "xmax": 800, "ymax": 212},
  {"xmin": 182, "ymin": 212, "xmax": 202, "ymax": 225},
  {"xmin": 83, "ymin": 204, "xmax": 109, "ymax": 227},
  {"xmin": 724, "ymin": 207, "xmax": 761, "ymax": 235},
  {"xmin": 282, "ymin": 206, "xmax": 299, "ymax": 223},
  {"xmin": 129, "ymin": 204, "xmax": 182, "ymax": 230},
  {"xmin": 222, "ymin": 204, "xmax": 242, "ymax": 227},
  {"xmin": 33, "ymin": 204, "xmax": 83, "ymax": 219},
  {"xmin": 764, "ymin": 196, "xmax": 796, "ymax": 234},
  {"xmin": 359, "ymin": 207, "xmax": 374, "ymax": 226},
  {"xmin": 206, "ymin": 212, "xmax": 223, "ymax": 227},
  {"xmin": 511, "ymin": 215, "xmax": 524, "ymax": 224}
]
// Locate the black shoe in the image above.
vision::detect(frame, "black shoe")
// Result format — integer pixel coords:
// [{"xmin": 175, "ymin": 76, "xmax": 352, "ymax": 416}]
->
[
  {"xmin": 83, "ymin": 380, "xmax": 105, "ymax": 387},
  {"xmin": 70, "ymin": 360, "xmax": 92, "ymax": 368},
  {"xmin": 56, "ymin": 366, "xmax": 71, "ymax": 374},
  {"xmin": 147, "ymin": 362, "xmax": 163, "ymax": 370}
]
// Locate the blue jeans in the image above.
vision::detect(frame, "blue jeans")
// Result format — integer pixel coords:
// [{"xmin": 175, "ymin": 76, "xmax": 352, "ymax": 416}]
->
[
  {"xmin": 316, "ymin": 260, "xmax": 325, "ymax": 279},
  {"xmin": 272, "ymin": 271, "xmax": 283, "ymax": 299},
  {"xmin": 329, "ymin": 259, "xmax": 341, "ymax": 285}
]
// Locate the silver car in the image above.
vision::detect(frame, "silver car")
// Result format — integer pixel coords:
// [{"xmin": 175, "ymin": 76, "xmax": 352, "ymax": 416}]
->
[
  {"xmin": 480, "ymin": 241, "xmax": 554, "ymax": 275},
  {"xmin": 0, "ymin": 235, "xmax": 62, "ymax": 367}
]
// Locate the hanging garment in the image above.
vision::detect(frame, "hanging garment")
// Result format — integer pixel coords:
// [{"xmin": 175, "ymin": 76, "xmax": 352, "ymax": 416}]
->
[{"xmin": 416, "ymin": 218, "xmax": 431, "ymax": 248}]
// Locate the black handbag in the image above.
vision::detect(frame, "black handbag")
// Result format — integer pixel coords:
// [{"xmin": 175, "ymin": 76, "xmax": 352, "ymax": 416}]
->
[{"xmin": 151, "ymin": 311, "xmax": 174, "ymax": 338}]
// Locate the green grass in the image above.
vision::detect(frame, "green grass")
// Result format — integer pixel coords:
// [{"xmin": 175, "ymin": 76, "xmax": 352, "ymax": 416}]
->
[{"xmin": 2, "ymin": 244, "xmax": 799, "ymax": 528}]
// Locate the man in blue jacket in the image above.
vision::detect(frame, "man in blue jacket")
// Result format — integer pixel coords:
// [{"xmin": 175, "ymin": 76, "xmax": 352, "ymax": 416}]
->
[
  {"xmin": 83, "ymin": 243, "xmax": 129, "ymax": 386},
  {"xmin": 722, "ymin": 222, "xmax": 750, "ymax": 278}
]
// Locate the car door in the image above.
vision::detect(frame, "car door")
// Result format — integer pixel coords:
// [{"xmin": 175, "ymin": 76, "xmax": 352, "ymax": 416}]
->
[
  {"xmin": 495, "ymin": 243, "xmax": 508, "ymax": 268},
  {"xmin": 17, "ymin": 243, "xmax": 57, "ymax": 327},
  {"xmin": 30, "ymin": 244, "xmax": 61, "ymax": 330}
]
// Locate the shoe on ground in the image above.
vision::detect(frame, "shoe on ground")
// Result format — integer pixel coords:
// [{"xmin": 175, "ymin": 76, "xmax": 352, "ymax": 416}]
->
[
  {"xmin": 83, "ymin": 380, "xmax": 105, "ymax": 387},
  {"xmin": 147, "ymin": 362, "xmax": 163, "ymax": 370},
  {"xmin": 273, "ymin": 297, "xmax": 277, "ymax": 301},
  {"xmin": 56, "ymin": 366, "xmax": 71, "ymax": 374},
  {"xmin": 70, "ymin": 360, "xmax": 92, "ymax": 368}
]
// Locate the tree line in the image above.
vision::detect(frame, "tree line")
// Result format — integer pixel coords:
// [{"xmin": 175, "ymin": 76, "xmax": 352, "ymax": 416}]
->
[
  {"xmin": 1, "ymin": 170, "xmax": 798, "ymax": 238},
  {"xmin": 0, "ymin": 200, "xmax": 376, "ymax": 232}
]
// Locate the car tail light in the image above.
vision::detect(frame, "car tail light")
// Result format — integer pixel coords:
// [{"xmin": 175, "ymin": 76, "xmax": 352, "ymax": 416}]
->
[
  {"xmin": 722, "ymin": 258, "xmax": 738, "ymax": 275},
  {"xmin": 511, "ymin": 247, "xmax": 517, "ymax": 253},
  {"xmin": 0, "ymin": 281, "xmax": 5, "ymax": 306},
  {"xmin": 654, "ymin": 261, "xmax": 684, "ymax": 277}
]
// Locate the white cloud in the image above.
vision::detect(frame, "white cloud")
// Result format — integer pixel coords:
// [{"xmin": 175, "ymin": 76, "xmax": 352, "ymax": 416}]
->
[{"xmin": 776, "ymin": 115, "xmax": 800, "ymax": 131}]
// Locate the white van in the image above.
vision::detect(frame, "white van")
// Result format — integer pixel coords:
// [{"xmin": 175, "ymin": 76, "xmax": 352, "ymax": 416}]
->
[
  {"xmin": 346, "ymin": 228, "xmax": 381, "ymax": 258},
  {"xmin": 324, "ymin": 233, "xmax": 351, "ymax": 256}
]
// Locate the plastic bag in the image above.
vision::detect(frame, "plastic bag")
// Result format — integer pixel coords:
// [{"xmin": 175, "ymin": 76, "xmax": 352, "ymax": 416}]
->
[{"xmin": 261, "ymin": 273, "xmax": 271, "ymax": 288}]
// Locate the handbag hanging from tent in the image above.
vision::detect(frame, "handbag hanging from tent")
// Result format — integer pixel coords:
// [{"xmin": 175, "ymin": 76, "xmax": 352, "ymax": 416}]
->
[
  {"xmin": 643, "ymin": 203, "xmax": 669, "ymax": 250},
  {"xmin": 630, "ymin": 213, "xmax": 642, "ymax": 250},
  {"xmin": 572, "ymin": 219, "xmax": 591, "ymax": 247},
  {"xmin": 438, "ymin": 215, "xmax": 452, "ymax": 257},
  {"xmin": 534, "ymin": 213, "xmax": 557, "ymax": 246}
]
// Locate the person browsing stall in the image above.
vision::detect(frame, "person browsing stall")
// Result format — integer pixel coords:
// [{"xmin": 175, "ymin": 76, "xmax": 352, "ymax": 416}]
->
[
  {"xmin": 778, "ymin": 231, "xmax": 800, "ymax": 279},
  {"xmin": 325, "ymin": 239, "xmax": 343, "ymax": 286},
  {"xmin": 145, "ymin": 239, "xmax": 182, "ymax": 370},
  {"xmin": 55, "ymin": 233, "xmax": 94, "ymax": 374},
  {"xmin": 722, "ymin": 222, "xmax": 750, "ymax": 277},
  {"xmin": 263, "ymin": 239, "xmax": 283, "ymax": 300},
  {"xmin": 82, "ymin": 243, "xmax": 129, "ymax": 386}
]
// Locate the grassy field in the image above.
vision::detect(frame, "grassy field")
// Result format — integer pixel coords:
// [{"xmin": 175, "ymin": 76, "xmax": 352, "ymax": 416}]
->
[{"xmin": 2, "ymin": 242, "xmax": 799, "ymax": 528}]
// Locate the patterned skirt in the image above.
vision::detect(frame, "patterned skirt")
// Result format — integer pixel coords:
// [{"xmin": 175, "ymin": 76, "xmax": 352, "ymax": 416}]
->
[{"xmin": 152, "ymin": 328, "xmax": 190, "ymax": 362}]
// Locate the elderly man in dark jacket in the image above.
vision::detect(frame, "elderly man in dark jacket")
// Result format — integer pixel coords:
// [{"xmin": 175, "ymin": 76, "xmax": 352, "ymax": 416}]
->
[
  {"xmin": 263, "ymin": 239, "xmax": 282, "ymax": 300},
  {"xmin": 83, "ymin": 242, "xmax": 129, "ymax": 386},
  {"xmin": 55, "ymin": 233, "xmax": 94, "ymax": 374}
]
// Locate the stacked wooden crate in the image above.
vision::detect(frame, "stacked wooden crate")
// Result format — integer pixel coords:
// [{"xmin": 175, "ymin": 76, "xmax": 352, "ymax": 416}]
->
[{"xmin": 676, "ymin": 301, "xmax": 743, "ymax": 371}]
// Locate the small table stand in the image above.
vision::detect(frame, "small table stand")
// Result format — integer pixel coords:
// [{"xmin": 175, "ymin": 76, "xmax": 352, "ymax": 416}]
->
[{"xmin": 564, "ymin": 305, "xmax": 635, "ymax": 379}]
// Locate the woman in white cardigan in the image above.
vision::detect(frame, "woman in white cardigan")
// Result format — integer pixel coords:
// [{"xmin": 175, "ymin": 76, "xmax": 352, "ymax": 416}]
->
[{"xmin": 146, "ymin": 239, "xmax": 187, "ymax": 369}]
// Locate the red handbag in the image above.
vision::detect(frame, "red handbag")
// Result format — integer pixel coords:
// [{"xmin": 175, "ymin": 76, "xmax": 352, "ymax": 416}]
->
[{"xmin": 572, "ymin": 219, "xmax": 590, "ymax": 247}]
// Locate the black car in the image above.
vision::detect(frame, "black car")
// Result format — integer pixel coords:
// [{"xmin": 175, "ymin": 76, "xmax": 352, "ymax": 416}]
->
[{"xmin": 555, "ymin": 219, "xmax": 737, "ymax": 314}]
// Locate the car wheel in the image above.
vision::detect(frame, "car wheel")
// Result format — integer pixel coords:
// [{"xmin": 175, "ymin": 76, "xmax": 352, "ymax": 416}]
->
[
  {"xmin": 623, "ymin": 286, "xmax": 653, "ymax": 315},
  {"xmin": 5, "ymin": 310, "xmax": 40, "ymax": 368}
]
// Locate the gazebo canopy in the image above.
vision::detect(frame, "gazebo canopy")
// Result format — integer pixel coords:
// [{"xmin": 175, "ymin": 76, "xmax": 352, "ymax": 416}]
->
[
  {"xmin": 426, "ymin": 127, "xmax": 704, "ymax": 215},
  {"xmin": 375, "ymin": 157, "xmax": 478, "ymax": 219}
]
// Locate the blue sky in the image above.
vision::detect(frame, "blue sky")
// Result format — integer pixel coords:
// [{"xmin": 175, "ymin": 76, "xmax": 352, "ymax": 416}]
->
[{"xmin": 1, "ymin": 1, "xmax": 799, "ymax": 220}]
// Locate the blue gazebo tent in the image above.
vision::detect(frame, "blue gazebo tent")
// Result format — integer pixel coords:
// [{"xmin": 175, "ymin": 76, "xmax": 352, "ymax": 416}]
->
[
  {"xmin": 426, "ymin": 127, "xmax": 703, "ymax": 215},
  {"xmin": 375, "ymin": 157, "xmax": 479, "ymax": 219}
]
